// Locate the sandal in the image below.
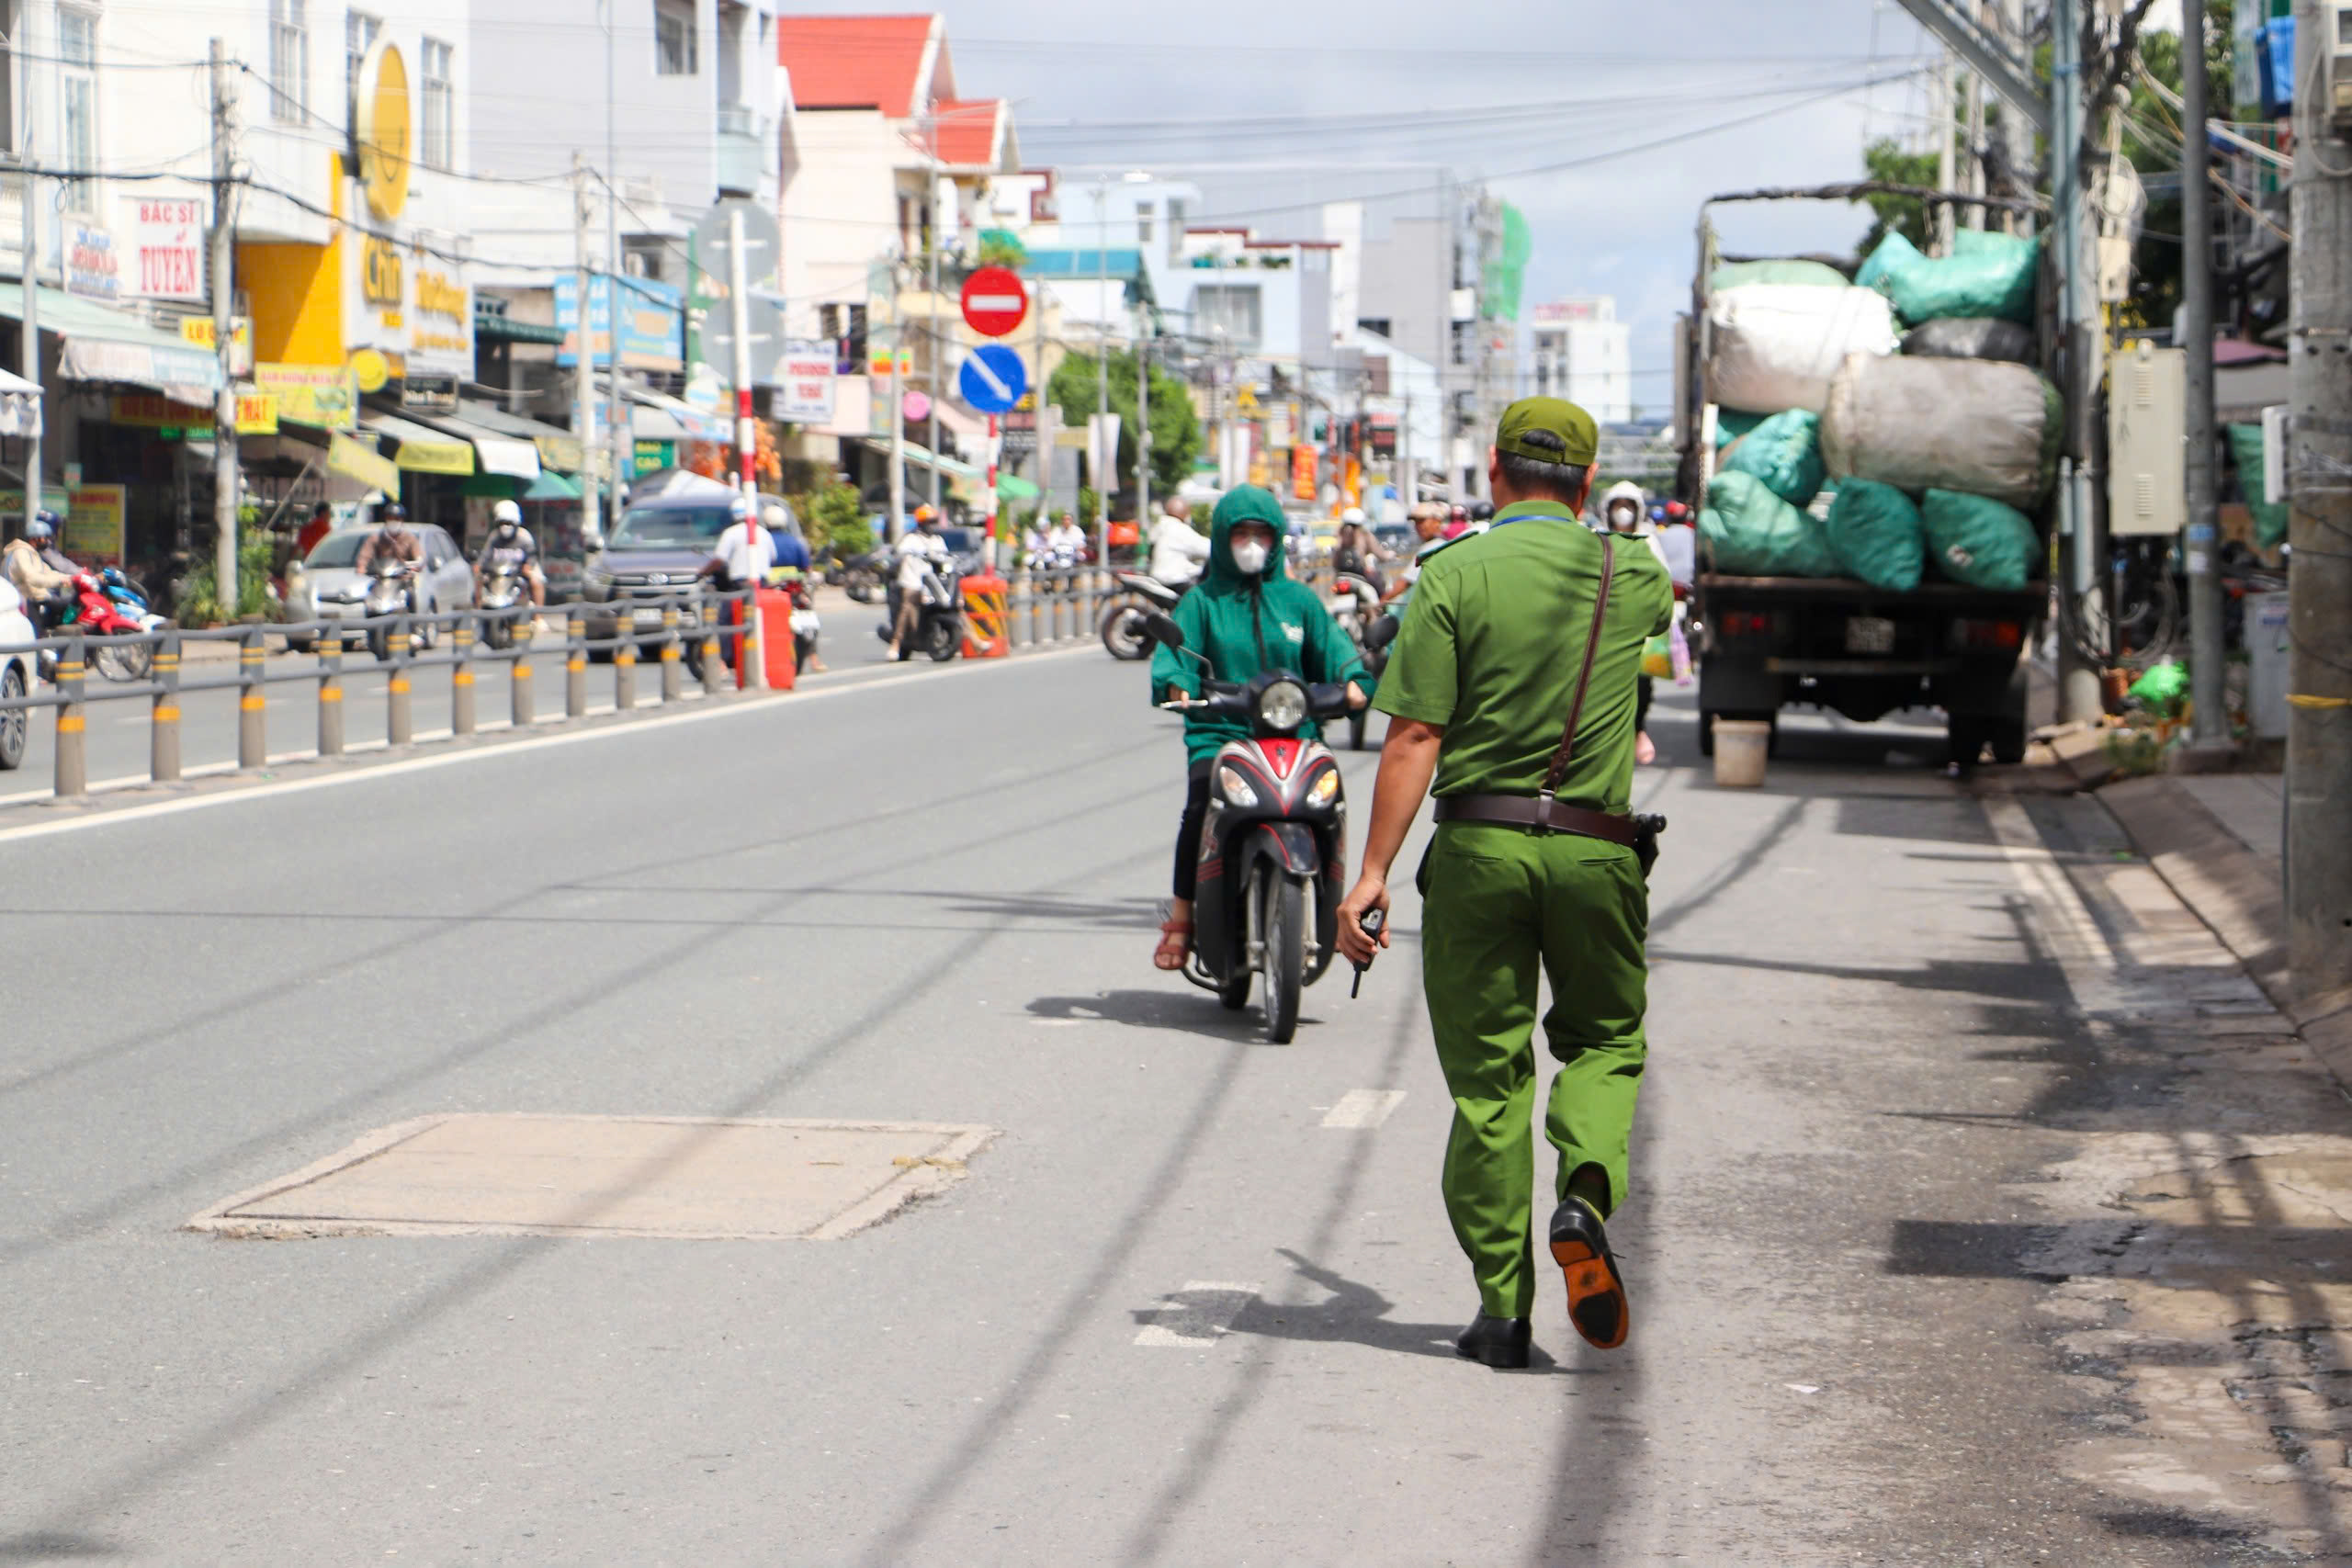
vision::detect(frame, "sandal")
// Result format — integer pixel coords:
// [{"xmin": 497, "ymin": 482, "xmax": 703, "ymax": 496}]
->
[{"xmin": 1153, "ymin": 919, "xmax": 1193, "ymax": 972}]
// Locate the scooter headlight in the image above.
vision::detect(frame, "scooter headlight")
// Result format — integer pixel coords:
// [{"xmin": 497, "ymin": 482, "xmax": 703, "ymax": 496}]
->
[
  {"xmin": 1216, "ymin": 765, "xmax": 1260, "ymax": 808},
  {"xmin": 1256, "ymin": 678, "xmax": 1307, "ymax": 734},
  {"xmin": 1306, "ymin": 768, "xmax": 1340, "ymax": 808}
]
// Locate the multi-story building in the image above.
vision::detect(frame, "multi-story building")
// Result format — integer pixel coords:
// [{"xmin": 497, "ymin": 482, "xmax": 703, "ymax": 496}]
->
[{"xmin": 1529, "ymin": 297, "xmax": 1633, "ymax": 425}]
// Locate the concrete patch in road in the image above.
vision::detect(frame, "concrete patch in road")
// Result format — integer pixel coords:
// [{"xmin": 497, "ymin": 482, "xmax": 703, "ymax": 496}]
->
[
  {"xmin": 1133, "ymin": 1281, "xmax": 1260, "ymax": 1348},
  {"xmin": 185, "ymin": 1112, "xmax": 996, "ymax": 1241},
  {"xmin": 1319, "ymin": 1089, "xmax": 1406, "ymax": 1129}
]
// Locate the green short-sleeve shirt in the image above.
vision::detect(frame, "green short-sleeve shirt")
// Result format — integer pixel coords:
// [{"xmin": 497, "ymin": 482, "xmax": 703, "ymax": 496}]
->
[{"xmin": 1374, "ymin": 503, "xmax": 1673, "ymax": 813}]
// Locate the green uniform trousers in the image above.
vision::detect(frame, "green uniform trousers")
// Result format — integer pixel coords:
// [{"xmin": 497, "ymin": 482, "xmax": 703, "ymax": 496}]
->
[{"xmin": 1419, "ymin": 821, "xmax": 1650, "ymax": 1320}]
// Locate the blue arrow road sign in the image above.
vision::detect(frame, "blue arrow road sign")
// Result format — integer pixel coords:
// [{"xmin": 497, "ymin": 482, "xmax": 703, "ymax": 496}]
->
[{"xmin": 958, "ymin": 343, "xmax": 1027, "ymax": 414}]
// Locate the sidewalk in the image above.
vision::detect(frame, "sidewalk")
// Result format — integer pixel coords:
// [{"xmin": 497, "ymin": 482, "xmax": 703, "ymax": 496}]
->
[{"xmin": 2094, "ymin": 767, "xmax": 2352, "ymax": 1086}]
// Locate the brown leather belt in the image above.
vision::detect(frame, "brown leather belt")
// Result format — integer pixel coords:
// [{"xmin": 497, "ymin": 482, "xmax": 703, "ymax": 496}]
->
[{"xmin": 1432, "ymin": 794, "xmax": 1639, "ymax": 845}]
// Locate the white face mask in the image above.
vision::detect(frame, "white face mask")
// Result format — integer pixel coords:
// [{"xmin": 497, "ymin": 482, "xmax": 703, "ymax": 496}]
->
[{"xmin": 1230, "ymin": 540, "xmax": 1270, "ymax": 576}]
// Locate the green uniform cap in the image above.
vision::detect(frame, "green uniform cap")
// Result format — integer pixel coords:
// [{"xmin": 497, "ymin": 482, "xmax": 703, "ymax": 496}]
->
[{"xmin": 1495, "ymin": 396, "xmax": 1599, "ymax": 468}]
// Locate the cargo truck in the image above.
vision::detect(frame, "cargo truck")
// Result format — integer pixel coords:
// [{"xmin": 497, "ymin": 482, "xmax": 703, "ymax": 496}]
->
[{"xmin": 1676, "ymin": 186, "xmax": 2048, "ymax": 767}]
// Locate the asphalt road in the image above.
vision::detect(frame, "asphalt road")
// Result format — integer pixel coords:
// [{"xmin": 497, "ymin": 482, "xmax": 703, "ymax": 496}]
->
[{"xmin": 0, "ymin": 650, "xmax": 2263, "ymax": 1562}]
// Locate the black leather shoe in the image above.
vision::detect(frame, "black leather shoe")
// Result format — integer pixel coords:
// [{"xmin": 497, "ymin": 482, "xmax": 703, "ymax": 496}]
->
[
  {"xmin": 1454, "ymin": 1312, "xmax": 1532, "ymax": 1370},
  {"xmin": 1549, "ymin": 1196, "xmax": 1629, "ymax": 1350}
]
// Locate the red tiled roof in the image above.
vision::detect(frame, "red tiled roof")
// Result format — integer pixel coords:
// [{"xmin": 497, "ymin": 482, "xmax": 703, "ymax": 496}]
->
[
  {"xmin": 933, "ymin": 99, "xmax": 1003, "ymax": 167},
  {"xmin": 778, "ymin": 14, "xmax": 938, "ymax": 117}
]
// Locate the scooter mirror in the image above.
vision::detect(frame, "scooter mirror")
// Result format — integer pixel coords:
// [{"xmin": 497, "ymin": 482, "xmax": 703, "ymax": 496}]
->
[
  {"xmin": 1142, "ymin": 611, "xmax": 1184, "ymax": 651},
  {"xmin": 1363, "ymin": 615, "xmax": 1400, "ymax": 653}
]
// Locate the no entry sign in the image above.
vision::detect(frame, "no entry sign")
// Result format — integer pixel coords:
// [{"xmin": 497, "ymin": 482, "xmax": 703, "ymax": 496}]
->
[{"xmin": 960, "ymin": 266, "xmax": 1028, "ymax": 338}]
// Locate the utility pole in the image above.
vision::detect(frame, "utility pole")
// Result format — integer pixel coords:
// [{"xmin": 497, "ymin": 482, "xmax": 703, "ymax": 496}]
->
[
  {"xmin": 924, "ymin": 117, "xmax": 942, "ymax": 513},
  {"xmin": 726, "ymin": 203, "xmax": 763, "ymax": 690},
  {"xmin": 209, "ymin": 39, "xmax": 238, "ymax": 614},
  {"xmin": 603, "ymin": 0, "xmax": 627, "ymax": 519},
  {"xmin": 2182, "ymin": 0, "xmax": 2227, "ymax": 750},
  {"xmin": 1931, "ymin": 51, "xmax": 1956, "ymax": 254},
  {"xmin": 1094, "ymin": 179, "xmax": 1108, "ymax": 563},
  {"xmin": 1134, "ymin": 301, "xmax": 1150, "ymax": 531},
  {"xmin": 571, "ymin": 153, "xmax": 602, "ymax": 545},
  {"xmin": 1963, "ymin": 64, "xmax": 1986, "ymax": 231},
  {"xmin": 2286, "ymin": 0, "xmax": 2352, "ymax": 1003},
  {"xmin": 18, "ymin": 9, "xmax": 39, "ymax": 541},
  {"xmin": 1998, "ymin": 0, "xmax": 2033, "ymax": 237},
  {"xmin": 887, "ymin": 254, "xmax": 905, "ymax": 544},
  {"xmin": 2052, "ymin": 0, "xmax": 2103, "ymax": 725}
]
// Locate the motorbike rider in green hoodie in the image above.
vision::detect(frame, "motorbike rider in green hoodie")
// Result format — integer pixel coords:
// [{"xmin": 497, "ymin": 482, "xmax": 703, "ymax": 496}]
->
[{"xmin": 1150, "ymin": 485, "xmax": 1372, "ymax": 971}]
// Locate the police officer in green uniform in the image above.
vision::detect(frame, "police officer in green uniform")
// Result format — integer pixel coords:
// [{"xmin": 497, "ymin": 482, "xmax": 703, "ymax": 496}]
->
[{"xmin": 1336, "ymin": 397, "xmax": 1672, "ymax": 1370}]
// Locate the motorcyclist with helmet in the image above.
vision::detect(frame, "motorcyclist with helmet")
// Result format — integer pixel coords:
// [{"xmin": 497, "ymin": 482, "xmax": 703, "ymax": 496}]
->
[
  {"xmin": 474, "ymin": 499, "xmax": 547, "ymax": 620},
  {"xmin": 353, "ymin": 502, "xmax": 423, "ymax": 576},
  {"xmin": 2, "ymin": 512, "xmax": 74, "ymax": 633},
  {"xmin": 1597, "ymin": 480, "xmax": 1673, "ymax": 765},
  {"xmin": 1148, "ymin": 485, "xmax": 1373, "ymax": 972},
  {"xmin": 886, "ymin": 507, "xmax": 951, "ymax": 661}
]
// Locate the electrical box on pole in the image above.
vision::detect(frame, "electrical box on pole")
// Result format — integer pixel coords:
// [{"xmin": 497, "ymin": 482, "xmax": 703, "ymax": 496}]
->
[{"xmin": 2107, "ymin": 343, "xmax": 2188, "ymax": 538}]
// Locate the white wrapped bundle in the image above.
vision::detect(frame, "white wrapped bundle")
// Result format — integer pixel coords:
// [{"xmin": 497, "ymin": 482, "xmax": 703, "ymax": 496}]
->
[
  {"xmin": 1819, "ymin": 352, "xmax": 2061, "ymax": 510},
  {"xmin": 1703, "ymin": 285, "xmax": 1899, "ymax": 415}
]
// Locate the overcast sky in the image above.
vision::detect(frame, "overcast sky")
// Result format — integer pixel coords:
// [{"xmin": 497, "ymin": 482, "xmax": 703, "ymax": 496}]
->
[{"xmin": 871, "ymin": 0, "xmax": 1943, "ymax": 411}]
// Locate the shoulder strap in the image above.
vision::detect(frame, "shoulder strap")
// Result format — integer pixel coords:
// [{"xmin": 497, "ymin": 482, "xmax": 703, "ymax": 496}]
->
[{"xmin": 1539, "ymin": 534, "xmax": 1615, "ymax": 802}]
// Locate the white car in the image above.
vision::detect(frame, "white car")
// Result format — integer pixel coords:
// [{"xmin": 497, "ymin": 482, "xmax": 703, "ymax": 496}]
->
[
  {"xmin": 0, "ymin": 576, "xmax": 36, "ymax": 770},
  {"xmin": 289, "ymin": 525, "xmax": 475, "ymax": 653}
]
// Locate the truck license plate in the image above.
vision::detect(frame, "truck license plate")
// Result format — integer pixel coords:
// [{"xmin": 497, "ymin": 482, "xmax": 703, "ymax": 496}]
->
[{"xmin": 1844, "ymin": 615, "xmax": 1896, "ymax": 655}]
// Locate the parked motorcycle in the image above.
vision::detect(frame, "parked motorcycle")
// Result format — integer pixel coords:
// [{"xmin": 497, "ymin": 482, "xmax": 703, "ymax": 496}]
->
[
  {"xmin": 477, "ymin": 560, "xmax": 530, "ymax": 650},
  {"xmin": 1147, "ymin": 612, "xmax": 1354, "ymax": 1044},
  {"xmin": 361, "ymin": 558, "xmax": 435, "ymax": 662},
  {"xmin": 781, "ymin": 573, "xmax": 821, "ymax": 670},
  {"xmin": 1100, "ymin": 571, "xmax": 1188, "ymax": 660},
  {"xmin": 841, "ymin": 548, "xmax": 886, "ymax": 604},
  {"xmin": 876, "ymin": 555, "xmax": 965, "ymax": 662},
  {"xmin": 64, "ymin": 568, "xmax": 166, "ymax": 682}
]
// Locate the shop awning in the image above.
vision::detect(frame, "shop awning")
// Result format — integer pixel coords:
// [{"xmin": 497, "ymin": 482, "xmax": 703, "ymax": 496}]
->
[
  {"xmin": 600, "ymin": 375, "xmax": 729, "ymax": 442},
  {"xmin": 460, "ymin": 468, "xmax": 581, "ymax": 501},
  {"xmin": 328, "ymin": 431, "xmax": 400, "ymax": 491},
  {"xmin": 854, "ymin": 435, "xmax": 979, "ymax": 481},
  {"xmin": 450, "ymin": 400, "xmax": 584, "ymax": 472},
  {"xmin": 0, "ymin": 364, "xmax": 40, "ymax": 438},
  {"xmin": 0, "ymin": 280, "xmax": 224, "ymax": 400},
  {"xmin": 409, "ymin": 409, "xmax": 541, "ymax": 480},
  {"xmin": 996, "ymin": 473, "xmax": 1039, "ymax": 501},
  {"xmin": 360, "ymin": 410, "xmax": 476, "ymax": 475}
]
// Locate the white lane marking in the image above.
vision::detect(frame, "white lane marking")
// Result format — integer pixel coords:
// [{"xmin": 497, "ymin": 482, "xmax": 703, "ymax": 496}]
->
[
  {"xmin": 1320, "ymin": 1089, "xmax": 1406, "ymax": 1129},
  {"xmin": 0, "ymin": 644, "xmax": 1092, "ymax": 847},
  {"xmin": 1134, "ymin": 1280, "xmax": 1260, "ymax": 1348}
]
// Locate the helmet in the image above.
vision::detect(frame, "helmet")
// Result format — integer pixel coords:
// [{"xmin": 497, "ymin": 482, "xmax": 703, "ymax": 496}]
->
[
  {"xmin": 1340, "ymin": 506, "xmax": 1366, "ymax": 526},
  {"xmin": 1469, "ymin": 501, "xmax": 1494, "ymax": 522},
  {"xmin": 491, "ymin": 499, "xmax": 523, "ymax": 527},
  {"xmin": 729, "ymin": 495, "xmax": 753, "ymax": 521},
  {"xmin": 914, "ymin": 503, "xmax": 937, "ymax": 524},
  {"xmin": 381, "ymin": 502, "xmax": 407, "ymax": 523},
  {"xmin": 1664, "ymin": 500, "xmax": 1690, "ymax": 523},
  {"xmin": 25, "ymin": 511, "xmax": 54, "ymax": 540}
]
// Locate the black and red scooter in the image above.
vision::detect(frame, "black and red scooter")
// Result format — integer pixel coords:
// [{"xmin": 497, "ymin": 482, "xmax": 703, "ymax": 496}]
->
[{"xmin": 1148, "ymin": 613, "xmax": 1395, "ymax": 1043}]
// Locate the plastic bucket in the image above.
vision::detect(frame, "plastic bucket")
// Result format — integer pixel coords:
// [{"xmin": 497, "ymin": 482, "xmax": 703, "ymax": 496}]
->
[{"xmin": 1713, "ymin": 718, "xmax": 1770, "ymax": 787}]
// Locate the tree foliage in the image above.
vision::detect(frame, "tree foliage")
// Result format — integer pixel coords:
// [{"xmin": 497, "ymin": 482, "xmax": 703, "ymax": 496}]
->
[
  {"xmin": 1045, "ymin": 347, "xmax": 1202, "ymax": 504},
  {"xmin": 1857, "ymin": 138, "xmax": 1939, "ymax": 259}
]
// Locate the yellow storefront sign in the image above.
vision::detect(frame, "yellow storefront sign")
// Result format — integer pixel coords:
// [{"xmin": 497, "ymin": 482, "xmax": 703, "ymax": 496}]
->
[
  {"xmin": 256, "ymin": 363, "xmax": 356, "ymax": 431},
  {"xmin": 109, "ymin": 391, "xmax": 277, "ymax": 435}
]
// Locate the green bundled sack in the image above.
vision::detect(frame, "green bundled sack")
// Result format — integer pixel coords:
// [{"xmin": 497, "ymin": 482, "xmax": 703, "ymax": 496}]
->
[
  {"xmin": 2129, "ymin": 660, "xmax": 2188, "ymax": 716},
  {"xmin": 1823, "ymin": 479, "xmax": 1925, "ymax": 592},
  {"xmin": 1710, "ymin": 258, "xmax": 1849, "ymax": 292},
  {"xmin": 1855, "ymin": 231, "xmax": 1926, "ymax": 294},
  {"xmin": 1720, "ymin": 409, "xmax": 1825, "ymax": 506},
  {"xmin": 1712, "ymin": 407, "xmax": 1769, "ymax": 449},
  {"xmin": 1701, "ymin": 469, "xmax": 1841, "ymax": 578},
  {"xmin": 1856, "ymin": 229, "xmax": 2039, "ymax": 325},
  {"xmin": 1921, "ymin": 489, "xmax": 2041, "ymax": 591},
  {"xmin": 2226, "ymin": 422, "xmax": 2290, "ymax": 549}
]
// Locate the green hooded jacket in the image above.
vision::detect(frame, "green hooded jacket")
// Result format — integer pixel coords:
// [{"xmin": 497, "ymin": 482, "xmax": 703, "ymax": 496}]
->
[{"xmin": 1149, "ymin": 485, "xmax": 1370, "ymax": 764}]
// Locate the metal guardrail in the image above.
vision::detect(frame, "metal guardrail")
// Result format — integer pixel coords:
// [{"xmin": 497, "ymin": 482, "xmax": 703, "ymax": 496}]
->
[
  {"xmin": 996, "ymin": 564, "xmax": 1335, "ymax": 651},
  {"xmin": 0, "ymin": 588, "xmax": 759, "ymax": 803}
]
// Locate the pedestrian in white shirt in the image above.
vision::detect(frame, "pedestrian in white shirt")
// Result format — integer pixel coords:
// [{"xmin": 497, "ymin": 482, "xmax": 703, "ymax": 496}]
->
[{"xmin": 1147, "ymin": 498, "xmax": 1211, "ymax": 586}]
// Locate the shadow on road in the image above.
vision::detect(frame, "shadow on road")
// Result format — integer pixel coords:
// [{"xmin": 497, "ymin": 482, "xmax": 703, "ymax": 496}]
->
[{"xmin": 1209, "ymin": 1248, "xmax": 1575, "ymax": 1371}]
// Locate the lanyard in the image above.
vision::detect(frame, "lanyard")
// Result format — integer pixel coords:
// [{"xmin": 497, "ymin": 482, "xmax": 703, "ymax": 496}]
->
[{"xmin": 1485, "ymin": 512, "xmax": 1581, "ymax": 532}]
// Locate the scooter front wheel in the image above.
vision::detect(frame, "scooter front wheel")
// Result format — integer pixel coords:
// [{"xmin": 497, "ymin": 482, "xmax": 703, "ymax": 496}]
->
[
  {"xmin": 1100, "ymin": 600, "xmax": 1149, "ymax": 660},
  {"xmin": 923, "ymin": 617, "xmax": 960, "ymax": 661},
  {"xmin": 1261, "ymin": 868, "xmax": 1305, "ymax": 1044}
]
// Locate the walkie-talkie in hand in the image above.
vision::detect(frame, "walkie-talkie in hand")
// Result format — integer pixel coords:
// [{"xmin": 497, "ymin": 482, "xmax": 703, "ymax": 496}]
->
[{"xmin": 1351, "ymin": 908, "xmax": 1386, "ymax": 998}]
